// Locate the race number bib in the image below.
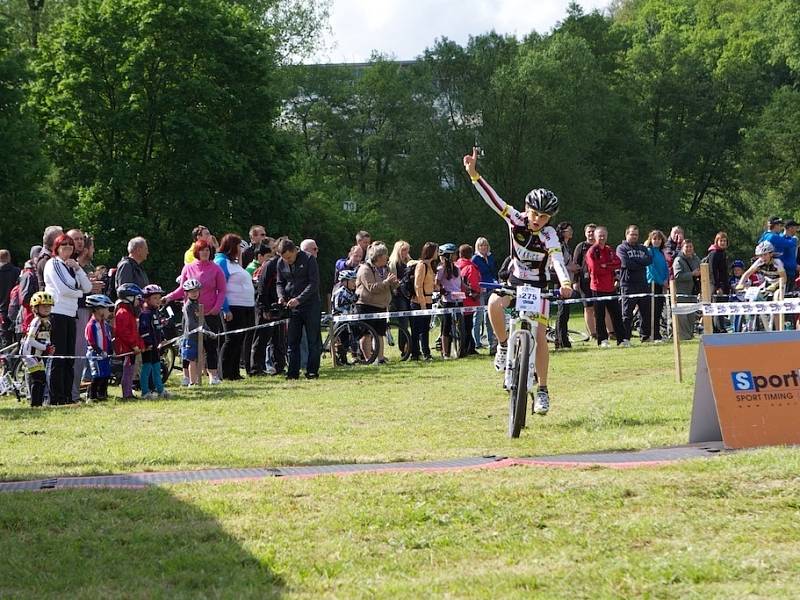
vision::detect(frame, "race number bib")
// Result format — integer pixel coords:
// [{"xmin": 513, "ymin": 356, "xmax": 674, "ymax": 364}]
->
[
  {"xmin": 515, "ymin": 285, "xmax": 542, "ymax": 313},
  {"xmin": 744, "ymin": 286, "xmax": 760, "ymax": 302}
]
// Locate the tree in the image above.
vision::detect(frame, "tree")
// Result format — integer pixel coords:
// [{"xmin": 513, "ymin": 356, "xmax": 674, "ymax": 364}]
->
[
  {"xmin": 30, "ymin": 0, "xmax": 292, "ymax": 284},
  {"xmin": 0, "ymin": 16, "xmax": 54, "ymax": 263}
]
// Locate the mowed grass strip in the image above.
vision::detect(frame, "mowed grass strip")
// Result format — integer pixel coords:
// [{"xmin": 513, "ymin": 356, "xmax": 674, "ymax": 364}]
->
[
  {"xmin": 1, "ymin": 336, "xmax": 700, "ymax": 481},
  {"xmin": 1, "ymin": 450, "xmax": 799, "ymax": 599}
]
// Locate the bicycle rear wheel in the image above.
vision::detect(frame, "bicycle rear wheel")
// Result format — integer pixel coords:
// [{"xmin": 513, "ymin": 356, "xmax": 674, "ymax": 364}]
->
[
  {"xmin": 508, "ymin": 333, "xmax": 529, "ymax": 438},
  {"xmin": 332, "ymin": 322, "xmax": 379, "ymax": 366},
  {"xmin": 386, "ymin": 321, "xmax": 412, "ymax": 361}
]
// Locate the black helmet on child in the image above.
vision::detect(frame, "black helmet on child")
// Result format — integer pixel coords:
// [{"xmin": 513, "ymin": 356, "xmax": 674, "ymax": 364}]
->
[
  {"xmin": 524, "ymin": 188, "xmax": 559, "ymax": 216},
  {"xmin": 116, "ymin": 283, "xmax": 143, "ymax": 303}
]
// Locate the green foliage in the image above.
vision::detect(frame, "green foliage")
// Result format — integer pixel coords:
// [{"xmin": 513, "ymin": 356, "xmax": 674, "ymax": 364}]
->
[
  {"xmin": 0, "ymin": 16, "xmax": 57, "ymax": 262},
  {"xmin": 29, "ymin": 0, "xmax": 292, "ymax": 284}
]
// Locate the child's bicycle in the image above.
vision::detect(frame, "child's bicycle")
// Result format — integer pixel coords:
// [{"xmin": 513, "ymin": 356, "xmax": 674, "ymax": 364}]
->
[{"xmin": 484, "ymin": 283, "xmax": 559, "ymax": 438}]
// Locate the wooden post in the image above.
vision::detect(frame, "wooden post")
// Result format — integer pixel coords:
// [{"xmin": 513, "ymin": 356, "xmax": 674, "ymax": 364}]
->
[
  {"xmin": 650, "ymin": 281, "xmax": 656, "ymax": 342},
  {"xmin": 197, "ymin": 305, "xmax": 205, "ymax": 386},
  {"xmin": 700, "ymin": 262, "xmax": 713, "ymax": 336},
  {"xmin": 670, "ymin": 279, "xmax": 682, "ymax": 383}
]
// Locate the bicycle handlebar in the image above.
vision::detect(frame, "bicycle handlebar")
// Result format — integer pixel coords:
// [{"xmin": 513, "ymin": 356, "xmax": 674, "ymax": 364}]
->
[{"xmin": 481, "ymin": 282, "xmax": 561, "ymax": 300}]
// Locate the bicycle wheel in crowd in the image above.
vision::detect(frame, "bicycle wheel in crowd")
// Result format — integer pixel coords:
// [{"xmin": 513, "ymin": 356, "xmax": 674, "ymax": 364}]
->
[
  {"xmin": 331, "ymin": 322, "xmax": 379, "ymax": 366},
  {"xmin": 384, "ymin": 321, "xmax": 411, "ymax": 361},
  {"xmin": 567, "ymin": 329, "xmax": 590, "ymax": 343},
  {"xmin": 11, "ymin": 359, "xmax": 29, "ymax": 401},
  {"xmin": 508, "ymin": 332, "xmax": 530, "ymax": 438},
  {"xmin": 159, "ymin": 344, "xmax": 176, "ymax": 383},
  {"xmin": 447, "ymin": 314, "xmax": 464, "ymax": 358}
]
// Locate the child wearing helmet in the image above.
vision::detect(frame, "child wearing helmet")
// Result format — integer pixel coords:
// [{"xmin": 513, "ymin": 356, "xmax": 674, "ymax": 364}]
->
[
  {"xmin": 22, "ymin": 291, "xmax": 55, "ymax": 407},
  {"xmin": 736, "ymin": 241, "xmax": 787, "ymax": 298},
  {"xmin": 139, "ymin": 285, "xmax": 170, "ymax": 399},
  {"xmin": 181, "ymin": 278, "xmax": 203, "ymax": 386},
  {"xmin": 114, "ymin": 284, "xmax": 145, "ymax": 399},
  {"xmin": 332, "ymin": 270, "xmax": 358, "ymax": 315},
  {"xmin": 84, "ymin": 294, "xmax": 114, "ymax": 401}
]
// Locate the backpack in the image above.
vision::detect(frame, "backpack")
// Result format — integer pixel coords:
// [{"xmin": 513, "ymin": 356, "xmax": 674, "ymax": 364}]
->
[{"xmin": 398, "ymin": 261, "xmax": 424, "ymax": 300}]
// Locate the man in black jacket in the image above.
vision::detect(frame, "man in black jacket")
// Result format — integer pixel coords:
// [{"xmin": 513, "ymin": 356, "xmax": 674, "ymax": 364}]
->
[
  {"xmin": 616, "ymin": 225, "xmax": 653, "ymax": 342},
  {"xmin": 276, "ymin": 238, "xmax": 321, "ymax": 379}
]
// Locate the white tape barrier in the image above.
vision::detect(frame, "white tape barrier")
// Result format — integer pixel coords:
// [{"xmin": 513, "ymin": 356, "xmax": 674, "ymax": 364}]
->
[
  {"xmin": 701, "ymin": 299, "xmax": 800, "ymax": 316},
  {"xmin": 1, "ymin": 319, "xmax": 290, "ymax": 361}
]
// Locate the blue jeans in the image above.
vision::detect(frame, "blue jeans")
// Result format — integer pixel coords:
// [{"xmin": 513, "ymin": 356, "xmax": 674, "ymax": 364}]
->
[
  {"xmin": 140, "ymin": 361, "xmax": 164, "ymax": 395},
  {"xmin": 472, "ymin": 291, "xmax": 495, "ymax": 348}
]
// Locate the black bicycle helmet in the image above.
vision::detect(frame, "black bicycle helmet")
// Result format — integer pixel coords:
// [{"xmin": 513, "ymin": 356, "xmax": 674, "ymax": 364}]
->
[{"xmin": 524, "ymin": 188, "xmax": 559, "ymax": 216}]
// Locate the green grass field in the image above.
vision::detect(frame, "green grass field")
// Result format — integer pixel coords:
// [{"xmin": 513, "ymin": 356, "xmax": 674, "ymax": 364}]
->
[{"xmin": 2, "ymin": 330, "xmax": 799, "ymax": 598}]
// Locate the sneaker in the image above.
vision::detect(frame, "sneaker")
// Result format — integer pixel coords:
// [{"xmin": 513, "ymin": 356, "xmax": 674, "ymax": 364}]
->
[
  {"xmin": 265, "ymin": 365, "xmax": 278, "ymax": 376},
  {"xmin": 654, "ymin": 339, "xmax": 665, "ymax": 344},
  {"xmin": 533, "ymin": 389, "xmax": 550, "ymax": 415},
  {"xmin": 159, "ymin": 390, "xmax": 173, "ymax": 399},
  {"xmin": 143, "ymin": 392, "xmax": 159, "ymax": 400},
  {"xmin": 620, "ymin": 340, "xmax": 631, "ymax": 348},
  {"xmin": 600, "ymin": 340, "xmax": 610, "ymax": 348},
  {"xmin": 209, "ymin": 376, "xmax": 222, "ymax": 385},
  {"xmin": 494, "ymin": 344, "xmax": 508, "ymax": 371},
  {"xmin": 181, "ymin": 376, "xmax": 190, "ymax": 387}
]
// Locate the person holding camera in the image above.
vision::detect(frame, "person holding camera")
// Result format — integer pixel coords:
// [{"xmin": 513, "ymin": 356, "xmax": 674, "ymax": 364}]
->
[{"xmin": 276, "ymin": 238, "xmax": 322, "ymax": 380}]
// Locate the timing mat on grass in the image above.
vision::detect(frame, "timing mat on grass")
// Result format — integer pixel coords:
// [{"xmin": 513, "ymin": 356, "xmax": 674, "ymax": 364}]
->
[{"xmin": 0, "ymin": 444, "xmax": 727, "ymax": 492}]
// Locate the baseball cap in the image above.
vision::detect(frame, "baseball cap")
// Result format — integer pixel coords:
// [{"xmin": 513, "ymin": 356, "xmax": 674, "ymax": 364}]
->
[
  {"xmin": 785, "ymin": 219, "xmax": 799, "ymax": 228},
  {"xmin": 768, "ymin": 216, "xmax": 783, "ymax": 226}
]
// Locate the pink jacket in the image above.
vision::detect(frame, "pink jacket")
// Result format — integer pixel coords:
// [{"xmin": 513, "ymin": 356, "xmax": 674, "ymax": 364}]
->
[{"xmin": 165, "ymin": 260, "xmax": 227, "ymax": 316}]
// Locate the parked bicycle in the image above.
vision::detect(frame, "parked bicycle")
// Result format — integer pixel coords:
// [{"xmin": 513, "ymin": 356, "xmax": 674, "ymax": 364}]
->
[{"xmin": 321, "ymin": 313, "xmax": 380, "ymax": 366}]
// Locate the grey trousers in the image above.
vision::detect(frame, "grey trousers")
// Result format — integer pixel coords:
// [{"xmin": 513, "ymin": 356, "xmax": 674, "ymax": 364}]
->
[{"xmin": 72, "ymin": 307, "xmax": 91, "ymax": 401}]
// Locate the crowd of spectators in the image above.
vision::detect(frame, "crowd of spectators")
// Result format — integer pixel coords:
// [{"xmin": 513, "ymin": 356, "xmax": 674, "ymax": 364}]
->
[{"xmin": 1, "ymin": 214, "xmax": 798, "ymax": 405}]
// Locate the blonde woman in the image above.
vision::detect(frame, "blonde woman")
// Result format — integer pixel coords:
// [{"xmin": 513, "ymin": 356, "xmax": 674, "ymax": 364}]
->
[{"xmin": 388, "ymin": 240, "xmax": 412, "ymax": 328}]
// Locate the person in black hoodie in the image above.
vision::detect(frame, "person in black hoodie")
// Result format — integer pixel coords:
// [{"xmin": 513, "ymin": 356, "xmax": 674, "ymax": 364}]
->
[
  {"xmin": 706, "ymin": 231, "xmax": 730, "ymax": 333},
  {"xmin": 616, "ymin": 225, "xmax": 653, "ymax": 342},
  {"xmin": 0, "ymin": 249, "xmax": 21, "ymax": 347}
]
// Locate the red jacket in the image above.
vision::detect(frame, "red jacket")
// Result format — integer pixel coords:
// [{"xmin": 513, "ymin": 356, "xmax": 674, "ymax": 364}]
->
[
  {"xmin": 585, "ymin": 243, "xmax": 621, "ymax": 293},
  {"xmin": 455, "ymin": 258, "xmax": 481, "ymax": 308},
  {"xmin": 113, "ymin": 303, "xmax": 144, "ymax": 354}
]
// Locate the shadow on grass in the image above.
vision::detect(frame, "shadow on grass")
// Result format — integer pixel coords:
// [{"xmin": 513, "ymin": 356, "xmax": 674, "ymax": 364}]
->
[{"xmin": 0, "ymin": 487, "xmax": 284, "ymax": 597}]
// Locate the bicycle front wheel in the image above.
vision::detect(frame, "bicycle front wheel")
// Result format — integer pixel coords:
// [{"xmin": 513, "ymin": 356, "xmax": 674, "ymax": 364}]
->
[
  {"xmin": 508, "ymin": 333, "xmax": 530, "ymax": 438},
  {"xmin": 332, "ymin": 322, "xmax": 379, "ymax": 366}
]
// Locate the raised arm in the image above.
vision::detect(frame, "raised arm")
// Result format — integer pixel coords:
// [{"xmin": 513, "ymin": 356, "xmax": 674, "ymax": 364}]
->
[{"xmin": 463, "ymin": 147, "xmax": 523, "ymax": 225}]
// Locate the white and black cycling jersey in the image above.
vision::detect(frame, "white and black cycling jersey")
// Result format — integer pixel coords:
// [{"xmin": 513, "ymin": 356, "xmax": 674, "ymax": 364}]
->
[
  {"xmin": 472, "ymin": 177, "xmax": 570, "ymax": 289},
  {"xmin": 751, "ymin": 256, "xmax": 785, "ymax": 286}
]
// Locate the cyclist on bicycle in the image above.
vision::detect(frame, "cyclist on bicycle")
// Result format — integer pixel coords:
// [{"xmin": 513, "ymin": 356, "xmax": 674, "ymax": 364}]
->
[
  {"xmin": 463, "ymin": 147, "xmax": 573, "ymax": 415},
  {"xmin": 735, "ymin": 241, "xmax": 786, "ymax": 299}
]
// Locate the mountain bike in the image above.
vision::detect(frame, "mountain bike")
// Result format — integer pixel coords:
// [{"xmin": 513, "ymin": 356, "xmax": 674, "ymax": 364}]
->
[{"xmin": 485, "ymin": 283, "xmax": 558, "ymax": 438}]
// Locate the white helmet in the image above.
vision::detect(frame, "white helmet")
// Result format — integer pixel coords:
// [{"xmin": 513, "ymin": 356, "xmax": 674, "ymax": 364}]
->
[
  {"xmin": 755, "ymin": 241, "xmax": 775, "ymax": 255},
  {"xmin": 182, "ymin": 278, "xmax": 202, "ymax": 291}
]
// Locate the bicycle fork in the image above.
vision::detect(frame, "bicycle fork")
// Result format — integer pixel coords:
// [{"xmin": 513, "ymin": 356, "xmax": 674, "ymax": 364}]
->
[{"xmin": 504, "ymin": 325, "xmax": 535, "ymax": 391}]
